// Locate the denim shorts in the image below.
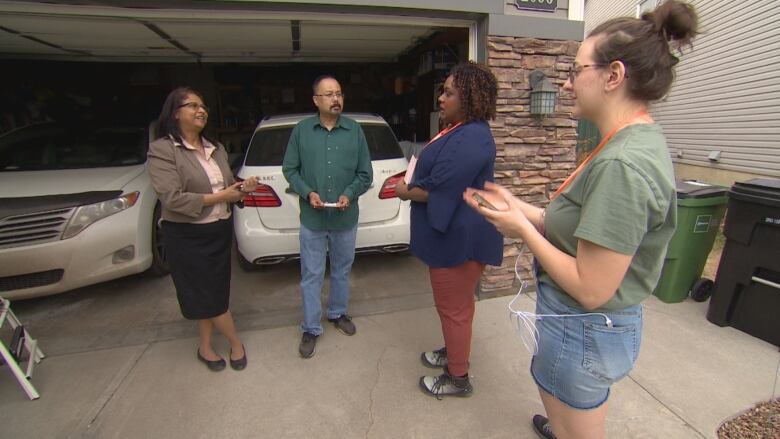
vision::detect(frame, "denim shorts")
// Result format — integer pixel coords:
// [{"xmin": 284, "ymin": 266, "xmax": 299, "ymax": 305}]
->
[{"xmin": 530, "ymin": 280, "xmax": 643, "ymax": 410}]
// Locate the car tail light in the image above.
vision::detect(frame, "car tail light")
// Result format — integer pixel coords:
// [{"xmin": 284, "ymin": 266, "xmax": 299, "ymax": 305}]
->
[
  {"xmin": 243, "ymin": 184, "xmax": 282, "ymax": 207},
  {"xmin": 379, "ymin": 171, "xmax": 406, "ymax": 199}
]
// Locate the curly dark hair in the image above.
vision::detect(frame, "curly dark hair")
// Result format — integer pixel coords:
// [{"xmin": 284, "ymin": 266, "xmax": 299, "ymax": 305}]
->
[{"xmin": 449, "ymin": 62, "xmax": 498, "ymax": 122}]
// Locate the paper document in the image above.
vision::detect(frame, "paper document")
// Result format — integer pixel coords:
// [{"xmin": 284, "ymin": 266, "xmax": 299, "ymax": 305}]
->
[{"xmin": 404, "ymin": 155, "xmax": 417, "ymax": 185}]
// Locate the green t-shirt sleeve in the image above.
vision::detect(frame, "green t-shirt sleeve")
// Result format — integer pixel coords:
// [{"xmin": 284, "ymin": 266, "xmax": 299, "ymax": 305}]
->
[{"xmin": 574, "ymin": 159, "xmax": 656, "ymax": 256}]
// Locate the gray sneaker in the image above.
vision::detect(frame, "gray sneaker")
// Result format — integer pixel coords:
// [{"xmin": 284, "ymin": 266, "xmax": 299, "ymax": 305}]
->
[
  {"xmin": 328, "ymin": 314, "xmax": 356, "ymax": 336},
  {"xmin": 532, "ymin": 415, "xmax": 556, "ymax": 439},
  {"xmin": 421, "ymin": 347, "xmax": 448, "ymax": 369},
  {"xmin": 419, "ymin": 368, "xmax": 472, "ymax": 400},
  {"xmin": 299, "ymin": 332, "xmax": 318, "ymax": 358}
]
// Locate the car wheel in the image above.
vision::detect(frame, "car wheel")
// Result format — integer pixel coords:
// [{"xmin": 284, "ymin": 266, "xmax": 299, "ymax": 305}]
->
[{"xmin": 148, "ymin": 202, "xmax": 170, "ymax": 276}]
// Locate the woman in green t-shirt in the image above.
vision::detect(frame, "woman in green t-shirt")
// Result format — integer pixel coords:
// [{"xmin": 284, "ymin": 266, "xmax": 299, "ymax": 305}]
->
[{"xmin": 466, "ymin": 1, "xmax": 699, "ymax": 438}]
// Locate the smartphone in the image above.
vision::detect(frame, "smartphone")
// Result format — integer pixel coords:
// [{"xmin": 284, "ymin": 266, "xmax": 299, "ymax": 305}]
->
[{"xmin": 472, "ymin": 192, "xmax": 498, "ymax": 211}]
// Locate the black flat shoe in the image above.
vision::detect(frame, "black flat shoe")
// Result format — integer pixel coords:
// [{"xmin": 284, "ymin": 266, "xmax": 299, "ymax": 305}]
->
[
  {"xmin": 197, "ymin": 349, "xmax": 226, "ymax": 372},
  {"xmin": 230, "ymin": 345, "xmax": 247, "ymax": 371}
]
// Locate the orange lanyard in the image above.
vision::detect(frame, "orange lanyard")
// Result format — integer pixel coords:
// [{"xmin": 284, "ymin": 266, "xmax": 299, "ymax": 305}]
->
[
  {"xmin": 551, "ymin": 110, "xmax": 651, "ymax": 200},
  {"xmin": 425, "ymin": 121, "xmax": 464, "ymax": 148}
]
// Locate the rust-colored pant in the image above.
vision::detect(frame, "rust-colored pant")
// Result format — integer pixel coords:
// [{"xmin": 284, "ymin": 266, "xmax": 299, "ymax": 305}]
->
[{"xmin": 429, "ymin": 260, "xmax": 486, "ymax": 377}]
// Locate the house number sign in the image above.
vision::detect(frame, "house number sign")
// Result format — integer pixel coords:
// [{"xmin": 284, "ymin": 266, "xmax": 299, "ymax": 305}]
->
[{"xmin": 515, "ymin": 0, "xmax": 558, "ymax": 13}]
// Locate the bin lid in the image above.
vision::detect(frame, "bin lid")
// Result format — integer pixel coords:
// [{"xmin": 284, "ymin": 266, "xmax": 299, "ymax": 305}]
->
[
  {"xmin": 729, "ymin": 178, "xmax": 780, "ymax": 206},
  {"xmin": 676, "ymin": 180, "xmax": 727, "ymax": 199}
]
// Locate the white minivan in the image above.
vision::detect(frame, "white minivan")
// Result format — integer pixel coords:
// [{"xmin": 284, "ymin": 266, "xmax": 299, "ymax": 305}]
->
[
  {"xmin": 0, "ymin": 122, "xmax": 167, "ymax": 299},
  {"xmin": 233, "ymin": 113, "xmax": 410, "ymax": 270}
]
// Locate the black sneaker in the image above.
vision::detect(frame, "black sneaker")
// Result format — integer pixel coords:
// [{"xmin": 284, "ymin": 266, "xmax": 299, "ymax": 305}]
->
[
  {"xmin": 299, "ymin": 332, "xmax": 318, "ymax": 358},
  {"xmin": 421, "ymin": 347, "xmax": 448, "ymax": 369},
  {"xmin": 419, "ymin": 368, "xmax": 472, "ymax": 400},
  {"xmin": 532, "ymin": 414, "xmax": 556, "ymax": 439},
  {"xmin": 328, "ymin": 314, "xmax": 356, "ymax": 336}
]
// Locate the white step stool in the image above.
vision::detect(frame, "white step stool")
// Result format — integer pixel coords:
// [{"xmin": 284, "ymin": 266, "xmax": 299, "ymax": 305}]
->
[{"xmin": 1, "ymin": 298, "xmax": 45, "ymax": 400}]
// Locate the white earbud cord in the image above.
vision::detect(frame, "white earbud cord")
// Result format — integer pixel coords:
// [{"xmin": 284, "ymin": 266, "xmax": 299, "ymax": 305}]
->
[{"xmin": 508, "ymin": 245, "xmax": 613, "ymax": 356}]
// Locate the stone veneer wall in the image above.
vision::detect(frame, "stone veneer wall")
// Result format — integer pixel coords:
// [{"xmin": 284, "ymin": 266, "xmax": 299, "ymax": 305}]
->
[{"xmin": 479, "ymin": 36, "xmax": 580, "ymax": 296}]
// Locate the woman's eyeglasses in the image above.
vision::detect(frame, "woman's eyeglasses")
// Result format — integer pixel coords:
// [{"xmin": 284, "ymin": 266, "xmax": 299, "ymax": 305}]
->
[
  {"xmin": 178, "ymin": 102, "xmax": 209, "ymax": 112},
  {"xmin": 567, "ymin": 64, "xmax": 606, "ymax": 83}
]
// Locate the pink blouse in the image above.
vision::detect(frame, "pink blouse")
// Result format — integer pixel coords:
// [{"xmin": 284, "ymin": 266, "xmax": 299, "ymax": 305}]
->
[{"xmin": 182, "ymin": 137, "xmax": 231, "ymax": 224}]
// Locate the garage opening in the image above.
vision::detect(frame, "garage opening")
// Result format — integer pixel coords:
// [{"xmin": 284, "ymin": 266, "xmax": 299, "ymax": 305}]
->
[
  {"xmin": 1, "ymin": 7, "xmax": 475, "ymax": 158},
  {"xmin": 0, "ymin": 4, "xmax": 478, "ymax": 340}
]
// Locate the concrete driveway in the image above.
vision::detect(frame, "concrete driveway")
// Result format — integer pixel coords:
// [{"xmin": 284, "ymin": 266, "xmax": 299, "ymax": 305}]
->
[{"xmin": 10, "ymin": 248, "xmax": 432, "ymax": 357}]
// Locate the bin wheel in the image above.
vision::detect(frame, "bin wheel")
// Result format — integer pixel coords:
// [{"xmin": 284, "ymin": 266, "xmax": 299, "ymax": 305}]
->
[{"xmin": 690, "ymin": 278, "xmax": 715, "ymax": 302}]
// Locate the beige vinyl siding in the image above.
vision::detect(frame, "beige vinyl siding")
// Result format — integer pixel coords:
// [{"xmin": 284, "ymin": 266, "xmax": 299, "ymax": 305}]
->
[
  {"xmin": 584, "ymin": 0, "xmax": 635, "ymax": 34},
  {"xmin": 583, "ymin": 0, "xmax": 780, "ymax": 178},
  {"xmin": 655, "ymin": 0, "xmax": 780, "ymax": 177}
]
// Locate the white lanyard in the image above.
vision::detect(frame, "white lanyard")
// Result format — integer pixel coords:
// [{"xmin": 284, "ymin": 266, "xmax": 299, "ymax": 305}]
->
[{"xmin": 508, "ymin": 246, "xmax": 613, "ymax": 356}]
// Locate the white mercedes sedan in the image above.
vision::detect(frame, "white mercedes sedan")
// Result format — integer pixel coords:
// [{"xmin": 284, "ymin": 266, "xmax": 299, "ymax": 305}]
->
[{"xmin": 233, "ymin": 113, "xmax": 410, "ymax": 270}]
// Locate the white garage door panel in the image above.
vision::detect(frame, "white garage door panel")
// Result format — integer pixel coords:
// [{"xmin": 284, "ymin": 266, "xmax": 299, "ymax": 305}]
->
[
  {"xmin": 159, "ymin": 21, "xmax": 290, "ymax": 40},
  {"xmin": 40, "ymin": 36, "xmax": 167, "ymax": 51},
  {"xmin": 87, "ymin": 48, "xmax": 186, "ymax": 58},
  {"xmin": 0, "ymin": 43, "xmax": 62, "ymax": 55},
  {"xmin": 301, "ymin": 38, "xmax": 410, "ymax": 52},
  {"xmin": 302, "ymin": 22, "xmax": 428, "ymax": 41},
  {"xmin": 176, "ymin": 40, "xmax": 291, "ymax": 51},
  {"xmin": 0, "ymin": 3, "xmax": 473, "ymax": 63},
  {"xmin": 197, "ymin": 51, "xmax": 294, "ymax": 59},
  {"xmin": 1, "ymin": 15, "xmax": 155, "ymax": 39}
]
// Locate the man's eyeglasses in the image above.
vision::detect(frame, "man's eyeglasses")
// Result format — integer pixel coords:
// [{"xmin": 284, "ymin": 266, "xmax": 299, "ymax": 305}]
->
[
  {"xmin": 314, "ymin": 93, "xmax": 345, "ymax": 100},
  {"xmin": 178, "ymin": 102, "xmax": 209, "ymax": 112},
  {"xmin": 567, "ymin": 64, "xmax": 606, "ymax": 84}
]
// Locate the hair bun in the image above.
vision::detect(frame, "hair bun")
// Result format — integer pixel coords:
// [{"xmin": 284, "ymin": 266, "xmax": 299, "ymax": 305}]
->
[{"xmin": 642, "ymin": 0, "xmax": 698, "ymax": 46}]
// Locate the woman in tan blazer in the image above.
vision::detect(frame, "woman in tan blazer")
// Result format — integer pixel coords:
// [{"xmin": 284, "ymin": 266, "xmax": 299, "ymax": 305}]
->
[{"xmin": 147, "ymin": 87, "xmax": 257, "ymax": 372}]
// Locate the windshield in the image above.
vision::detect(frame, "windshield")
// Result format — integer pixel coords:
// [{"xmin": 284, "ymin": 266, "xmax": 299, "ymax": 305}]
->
[
  {"xmin": 244, "ymin": 123, "xmax": 403, "ymax": 167},
  {"xmin": 0, "ymin": 124, "xmax": 147, "ymax": 171}
]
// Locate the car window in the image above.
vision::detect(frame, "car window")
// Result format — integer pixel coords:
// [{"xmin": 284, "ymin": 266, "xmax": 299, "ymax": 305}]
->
[
  {"xmin": 244, "ymin": 126, "xmax": 294, "ymax": 167},
  {"xmin": 244, "ymin": 123, "xmax": 402, "ymax": 167},
  {"xmin": 0, "ymin": 124, "xmax": 146, "ymax": 171},
  {"xmin": 362, "ymin": 125, "xmax": 404, "ymax": 161}
]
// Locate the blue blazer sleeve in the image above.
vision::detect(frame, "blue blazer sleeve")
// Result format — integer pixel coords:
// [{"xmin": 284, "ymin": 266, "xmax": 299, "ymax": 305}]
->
[{"xmin": 413, "ymin": 130, "xmax": 492, "ymax": 234}]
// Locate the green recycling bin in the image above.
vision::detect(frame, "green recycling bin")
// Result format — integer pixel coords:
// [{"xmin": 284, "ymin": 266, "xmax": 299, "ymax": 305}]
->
[{"xmin": 653, "ymin": 181, "xmax": 728, "ymax": 303}]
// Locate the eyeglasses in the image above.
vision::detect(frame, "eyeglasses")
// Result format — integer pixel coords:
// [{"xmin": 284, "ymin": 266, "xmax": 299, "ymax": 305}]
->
[
  {"xmin": 178, "ymin": 102, "xmax": 209, "ymax": 112},
  {"xmin": 567, "ymin": 64, "xmax": 606, "ymax": 84},
  {"xmin": 314, "ymin": 93, "xmax": 345, "ymax": 100}
]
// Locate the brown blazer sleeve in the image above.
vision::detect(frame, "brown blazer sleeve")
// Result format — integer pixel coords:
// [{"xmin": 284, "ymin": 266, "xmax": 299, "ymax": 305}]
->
[{"xmin": 147, "ymin": 137, "xmax": 205, "ymax": 219}]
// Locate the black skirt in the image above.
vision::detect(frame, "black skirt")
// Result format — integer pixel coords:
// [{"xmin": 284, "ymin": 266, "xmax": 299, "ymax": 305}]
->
[{"xmin": 162, "ymin": 219, "xmax": 232, "ymax": 320}]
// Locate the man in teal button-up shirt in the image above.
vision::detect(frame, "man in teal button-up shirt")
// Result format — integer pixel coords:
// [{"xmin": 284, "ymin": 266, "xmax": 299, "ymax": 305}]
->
[{"xmin": 282, "ymin": 75, "xmax": 372, "ymax": 358}]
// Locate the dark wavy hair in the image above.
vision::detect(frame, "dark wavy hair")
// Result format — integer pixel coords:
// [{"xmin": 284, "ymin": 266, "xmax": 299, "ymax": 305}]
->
[
  {"xmin": 156, "ymin": 87, "xmax": 213, "ymax": 144},
  {"xmin": 449, "ymin": 61, "xmax": 498, "ymax": 122},
  {"xmin": 589, "ymin": 0, "xmax": 699, "ymax": 102}
]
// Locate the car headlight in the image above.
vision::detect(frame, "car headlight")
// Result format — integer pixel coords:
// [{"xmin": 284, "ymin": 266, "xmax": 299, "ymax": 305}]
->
[{"xmin": 62, "ymin": 191, "xmax": 140, "ymax": 239}]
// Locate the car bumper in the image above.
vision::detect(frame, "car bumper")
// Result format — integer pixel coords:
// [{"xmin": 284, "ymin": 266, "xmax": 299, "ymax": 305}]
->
[
  {"xmin": 234, "ymin": 205, "xmax": 411, "ymax": 265},
  {"xmin": 0, "ymin": 207, "xmax": 153, "ymax": 300}
]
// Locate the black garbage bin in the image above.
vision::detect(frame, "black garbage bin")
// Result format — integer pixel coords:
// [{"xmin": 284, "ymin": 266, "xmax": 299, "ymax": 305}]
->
[{"xmin": 706, "ymin": 178, "xmax": 780, "ymax": 347}]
